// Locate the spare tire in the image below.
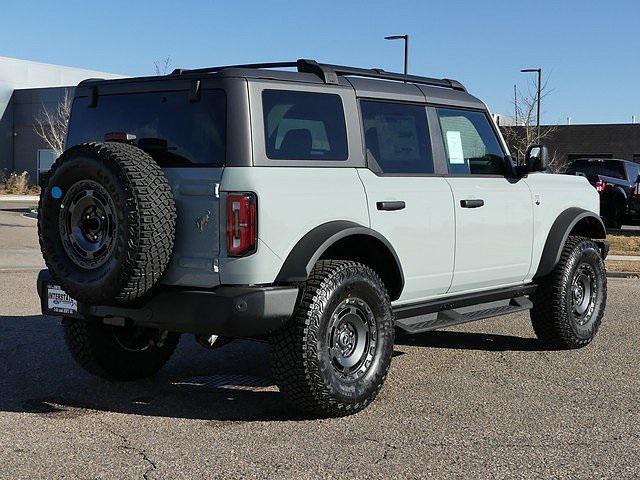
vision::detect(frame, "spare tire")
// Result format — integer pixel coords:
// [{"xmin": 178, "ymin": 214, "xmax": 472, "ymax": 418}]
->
[{"xmin": 38, "ymin": 142, "xmax": 176, "ymax": 305}]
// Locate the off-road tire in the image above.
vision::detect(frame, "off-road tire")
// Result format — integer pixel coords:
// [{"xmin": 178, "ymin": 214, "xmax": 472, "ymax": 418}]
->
[
  {"xmin": 63, "ymin": 318, "xmax": 180, "ymax": 381},
  {"xmin": 38, "ymin": 142, "xmax": 176, "ymax": 305},
  {"xmin": 270, "ymin": 260, "xmax": 395, "ymax": 417},
  {"xmin": 530, "ymin": 236, "xmax": 607, "ymax": 349},
  {"xmin": 603, "ymin": 202, "xmax": 624, "ymax": 230}
]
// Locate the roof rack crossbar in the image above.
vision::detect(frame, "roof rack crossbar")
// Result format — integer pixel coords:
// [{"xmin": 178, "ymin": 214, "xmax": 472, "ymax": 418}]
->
[
  {"xmin": 172, "ymin": 59, "xmax": 466, "ymax": 92},
  {"xmin": 171, "ymin": 61, "xmax": 298, "ymax": 76}
]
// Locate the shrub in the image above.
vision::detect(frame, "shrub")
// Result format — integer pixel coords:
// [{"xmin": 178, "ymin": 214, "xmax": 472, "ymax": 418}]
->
[{"xmin": 0, "ymin": 170, "xmax": 40, "ymax": 195}]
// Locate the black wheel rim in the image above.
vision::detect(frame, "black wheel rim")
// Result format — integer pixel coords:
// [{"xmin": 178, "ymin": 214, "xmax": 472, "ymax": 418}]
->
[
  {"xmin": 327, "ymin": 297, "xmax": 377, "ymax": 381},
  {"xmin": 58, "ymin": 180, "xmax": 117, "ymax": 269},
  {"xmin": 571, "ymin": 263, "xmax": 597, "ymax": 326}
]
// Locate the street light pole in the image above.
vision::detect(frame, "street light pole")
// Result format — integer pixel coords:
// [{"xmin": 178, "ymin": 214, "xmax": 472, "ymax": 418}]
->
[
  {"xmin": 384, "ymin": 34, "xmax": 409, "ymax": 74},
  {"xmin": 521, "ymin": 68, "xmax": 542, "ymax": 142}
]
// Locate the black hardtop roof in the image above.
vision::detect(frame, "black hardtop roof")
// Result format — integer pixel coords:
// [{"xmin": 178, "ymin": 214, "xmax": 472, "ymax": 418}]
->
[{"xmin": 77, "ymin": 58, "xmax": 484, "ymax": 108}]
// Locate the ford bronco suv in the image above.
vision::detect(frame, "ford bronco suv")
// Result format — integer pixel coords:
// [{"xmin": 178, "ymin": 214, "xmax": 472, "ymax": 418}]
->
[{"xmin": 37, "ymin": 59, "xmax": 608, "ymax": 417}]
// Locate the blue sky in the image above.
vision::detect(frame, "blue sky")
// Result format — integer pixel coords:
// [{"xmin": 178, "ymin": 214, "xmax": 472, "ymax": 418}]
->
[{"xmin": 1, "ymin": 0, "xmax": 638, "ymax": 124}]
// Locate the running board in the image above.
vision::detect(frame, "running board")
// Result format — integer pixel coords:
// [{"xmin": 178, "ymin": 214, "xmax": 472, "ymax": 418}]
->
[{"xmin": 395, "ymin": 296, "xmax": 533, "ymax": 334}]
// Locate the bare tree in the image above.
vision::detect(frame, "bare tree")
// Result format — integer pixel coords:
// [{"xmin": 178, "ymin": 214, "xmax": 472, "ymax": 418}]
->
[
  {"xmin": 33, "ymin": 88, "xmax": 73, "ymax": 156},
  {"xmin": 501, "ymin": 76, "xmax": 565, "ymax": 171},
  {"xmin": 154, "ymin": 56, "xmax": 173, "ymax": 76}
]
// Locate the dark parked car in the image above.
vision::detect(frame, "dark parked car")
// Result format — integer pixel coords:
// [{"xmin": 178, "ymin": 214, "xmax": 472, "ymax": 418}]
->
[{"xmin": 566, "ymin": 158, "xmax": 640, "ymax": 228}]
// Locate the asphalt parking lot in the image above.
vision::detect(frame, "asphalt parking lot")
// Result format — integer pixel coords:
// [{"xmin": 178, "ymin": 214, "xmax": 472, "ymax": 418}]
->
[{"xmin": 1, "ymin": 202, "xmax": 639, "ymax": 479}]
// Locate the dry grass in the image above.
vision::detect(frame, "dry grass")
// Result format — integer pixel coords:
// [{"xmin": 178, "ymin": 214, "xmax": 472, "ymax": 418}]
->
[
  {"xmin": 606, "ymin": 260, "xmax": 640, "ymax": 273},
  {"xmin": 0, "ymin": 171, "xmax": 40, "ymax": 195},
  {"xmin": 607, "ymin": 233, "xmax": 640, "ymax": 256}
]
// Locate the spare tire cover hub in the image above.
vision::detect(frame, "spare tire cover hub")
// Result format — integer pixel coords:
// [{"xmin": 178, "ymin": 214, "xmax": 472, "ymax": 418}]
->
[{"xmin": 59, "ymin": 179, "xmax": 117, "ymax": 269}]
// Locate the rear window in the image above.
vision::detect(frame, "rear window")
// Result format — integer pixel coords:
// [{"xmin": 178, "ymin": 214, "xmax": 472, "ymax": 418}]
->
[
  {"xmin": 262, "ymin": 90, "xmax": 348, "ymax": 161},
  {"xmin": 66, "ymin": 89, "xmax": 226, "ymax": 166},
  {"xmin": 566, "ymin": 160, "xmax": 627, "ymax": 180},
  {"xmin": 361, "ymin": 100, "xmax": 434, "ymax": 174}
]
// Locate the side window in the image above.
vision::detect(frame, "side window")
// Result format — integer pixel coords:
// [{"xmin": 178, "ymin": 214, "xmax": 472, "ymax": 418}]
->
[
  {"xmin": 437, "ymin": 108, "xmax": 506, "ymax": 175},
  {"xmin": 626, "ymin": 162, "xmax": 639, "ymax": 183},
  {"xmin": 262, "ymin": 90, "xmax": 348, "ymax": 160},
  {"xmin": 360, "ymin": 100, "xmax": 434, "ymax": 174}
]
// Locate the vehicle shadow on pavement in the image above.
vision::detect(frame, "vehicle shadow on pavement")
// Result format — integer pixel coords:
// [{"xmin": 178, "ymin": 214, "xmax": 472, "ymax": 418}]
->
[
  {"xmin": 0, "ymin": 314, "xmax": 310, "ymax": 422},
  {"xmin": 0, "ymin": 315, "xmax": 552, "ymax": 422},
  {"xmin": 395, "ymin": 330, "xmax": 553, "ymax": 352}
]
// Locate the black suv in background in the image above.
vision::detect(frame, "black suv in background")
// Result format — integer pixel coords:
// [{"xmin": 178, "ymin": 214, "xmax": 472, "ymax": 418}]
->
[{"xmin": 566, "ymin": 158, "xmax": 640, "ymax": 228}]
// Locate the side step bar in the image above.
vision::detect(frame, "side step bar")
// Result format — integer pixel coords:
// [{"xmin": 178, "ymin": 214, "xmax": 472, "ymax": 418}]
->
[{"xmin": 395, "ymin": 295, "xmax": 534, "ymax": 335}]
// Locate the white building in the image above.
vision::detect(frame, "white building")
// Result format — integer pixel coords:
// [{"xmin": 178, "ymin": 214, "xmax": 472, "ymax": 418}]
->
[{"xmin": 0, "ymin": 56, "xmax": 122, "ymax": 182}]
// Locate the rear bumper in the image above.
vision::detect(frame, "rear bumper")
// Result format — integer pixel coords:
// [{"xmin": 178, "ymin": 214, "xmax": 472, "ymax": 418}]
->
[{"xmin": 37, "ymin": 270, "xmax": 299, "ymax": 337}]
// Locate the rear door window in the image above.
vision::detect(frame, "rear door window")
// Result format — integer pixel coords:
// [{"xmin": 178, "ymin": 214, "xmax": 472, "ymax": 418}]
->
[
  {"xmin": 360, "ymin": 100, "xmax": 434, "ymax": 174},
  {"xmin": 67, "ymin": 89, "xmax": 226, "ymax": 166},
  {"xmin": 437, "ymin": 108, "xmax": 506, "ymax": 175},
  {"xmin": 262, "ymin": 90, "xmax": 348, "ymax": 160}
]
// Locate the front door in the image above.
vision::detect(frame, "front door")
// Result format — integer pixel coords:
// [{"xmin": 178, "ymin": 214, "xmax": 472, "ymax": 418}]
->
[
  {"xmin": 358, "ymin": 100, "xmax": 455, "ymax": 304},
  {"xmin": 435, "ymin": 107, "xmax": 534, "ymax": 293}
]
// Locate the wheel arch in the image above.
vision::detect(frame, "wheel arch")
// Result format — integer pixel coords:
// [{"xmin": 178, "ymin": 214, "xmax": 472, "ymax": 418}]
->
[
  {"xmin": 275, "ymin": 221, "xmax": 405, "ymax": 300},
  {"xmin": 534, "ymin": 207, "xmax": 607, "ymax": 279}
]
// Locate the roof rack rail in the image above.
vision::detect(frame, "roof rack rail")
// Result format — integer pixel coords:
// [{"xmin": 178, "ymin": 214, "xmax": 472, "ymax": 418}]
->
[
  {"xmin": 297, "ymin": 59, "xmax": 466, "ymax": 91},
  {"xmin": 172, "ymin": 59, "xmax": 466, "ymax": 92}
]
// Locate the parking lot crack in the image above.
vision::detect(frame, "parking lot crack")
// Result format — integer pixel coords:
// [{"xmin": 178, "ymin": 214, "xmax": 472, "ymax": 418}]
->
[{"xmin": 96, "ymin": 419, "xmax": 158, "ymax": 479}]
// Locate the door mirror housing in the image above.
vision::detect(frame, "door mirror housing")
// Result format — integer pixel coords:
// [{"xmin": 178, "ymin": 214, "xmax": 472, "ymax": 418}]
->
[{"xmin": 525, "ymin": 145, "xmax": 549, "ymax": 173}]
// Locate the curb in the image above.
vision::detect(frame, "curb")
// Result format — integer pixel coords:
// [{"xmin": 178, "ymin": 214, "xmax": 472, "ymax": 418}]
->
[
  {"xmin": 0, "ymin": 195, "xmax": 40, "ymax": 202},
  {"xmin": 606, "ymin": 271, "xmax": 640, "ymax": 279},
  {"xmin": 607, "ymin": 255, "xmax": 640, "ymax": 262}
]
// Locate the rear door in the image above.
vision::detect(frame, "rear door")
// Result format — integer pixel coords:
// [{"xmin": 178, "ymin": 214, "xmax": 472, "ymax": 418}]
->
[
  {"xmin": 434, "ymin": 107, "xmax": 534, "ymax": 293},
  {"xmin": 66, "ymin": 88, "xmax": 227, "ymax": 288},
  {"xmin": 357, "ymin": 98, "xmax": 455, "ymax": 303}
]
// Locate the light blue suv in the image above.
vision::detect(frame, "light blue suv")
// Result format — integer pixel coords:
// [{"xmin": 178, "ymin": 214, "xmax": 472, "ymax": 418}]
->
[{"xmin": 37, "ymin": 60, "xmax": 608, "ymax": 416}]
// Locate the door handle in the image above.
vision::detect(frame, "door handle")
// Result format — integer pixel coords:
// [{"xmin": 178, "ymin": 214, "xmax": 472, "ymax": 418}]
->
[
  {"xmin": 377, "ymin": 201, "xmax": 406, "ymax": 211},
  {"xmin": 460, "ymin": 199, "xmax": 484, "ymax": 208}
]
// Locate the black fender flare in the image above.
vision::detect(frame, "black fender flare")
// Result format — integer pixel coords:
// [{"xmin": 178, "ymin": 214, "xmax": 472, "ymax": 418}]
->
[
  {"xmin": 534, "ymin": 207, "xmax": 607, "ymax": 279},
  {"xmin": 275, "ymin": 220, "xmax": 404, "ymax": 295}
]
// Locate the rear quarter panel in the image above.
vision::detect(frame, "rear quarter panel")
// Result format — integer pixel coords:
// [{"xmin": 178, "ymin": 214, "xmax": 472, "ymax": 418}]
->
[
  {"xmin": 218, "ymin": 167, "xmax": 369, "ymax": 284},
  {"xmin": 523, "ymin": 173, "xmax": 600, "ymax": 281}
]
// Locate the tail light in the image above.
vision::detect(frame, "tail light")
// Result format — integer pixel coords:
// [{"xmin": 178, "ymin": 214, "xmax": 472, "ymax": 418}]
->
[
  {"xmin": 226, "ymin": 193, "xmax": 257, "ymax": 257},
  {"xmin": 595, "ymin": 180, "xmax": 607, "ymax": 193}
]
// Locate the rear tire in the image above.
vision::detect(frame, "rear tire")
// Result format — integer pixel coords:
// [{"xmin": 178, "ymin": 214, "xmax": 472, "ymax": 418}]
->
[
  {"xmin": 530, "ymin": 236, "xmax": 607, "ymax": 349},
  {"xmin": 63, "ymin": 318, "xmax": 180, "ymax": 381},
  {"xmin": 603, "ymin": 202, "xmax": 623, "ymax": 229},
  {"xmin": 270, "ymin": 260, "xmax": 394, "ymax": 417}
]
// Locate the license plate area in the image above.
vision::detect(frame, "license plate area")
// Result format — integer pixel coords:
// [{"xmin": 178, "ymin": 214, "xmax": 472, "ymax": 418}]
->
[{"xmin": 45, "ymin": 284, "xmax": 78, "ymax": 315}]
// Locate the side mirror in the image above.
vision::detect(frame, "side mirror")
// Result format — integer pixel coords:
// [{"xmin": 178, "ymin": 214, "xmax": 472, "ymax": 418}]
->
[{"xmin": 525, "ymin": 145, "xmax": 549, "ymax": 172}]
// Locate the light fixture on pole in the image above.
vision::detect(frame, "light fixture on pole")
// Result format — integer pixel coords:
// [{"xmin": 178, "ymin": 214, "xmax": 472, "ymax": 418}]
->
[{"xmin": 384, "ymin": 34, "xmax": 409, "ymax": 75}]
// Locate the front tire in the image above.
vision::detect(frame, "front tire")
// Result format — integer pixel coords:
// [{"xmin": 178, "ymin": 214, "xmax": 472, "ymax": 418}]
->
[
  {"xmin": 63, "ymin": 318, "xmax": 180, "ymax": 381},
  {"xmin": 530, "ymin": 236, "xmax": 607, "ymax": 349},
  {"xmin": 270, "ymin": 260, "xmax": 394, "ymax": 417}
]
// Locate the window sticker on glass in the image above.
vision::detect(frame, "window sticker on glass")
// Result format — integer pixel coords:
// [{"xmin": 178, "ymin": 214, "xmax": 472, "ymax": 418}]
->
[{"xmin": 446, "ymin": 131, "xmax": 465, "ymax": 164}]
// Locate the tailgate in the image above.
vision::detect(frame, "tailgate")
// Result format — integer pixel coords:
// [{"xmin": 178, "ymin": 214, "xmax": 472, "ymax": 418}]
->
[{"xmin": 160, "ymin": 167, "xmax": 223, "ymax": 288}]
